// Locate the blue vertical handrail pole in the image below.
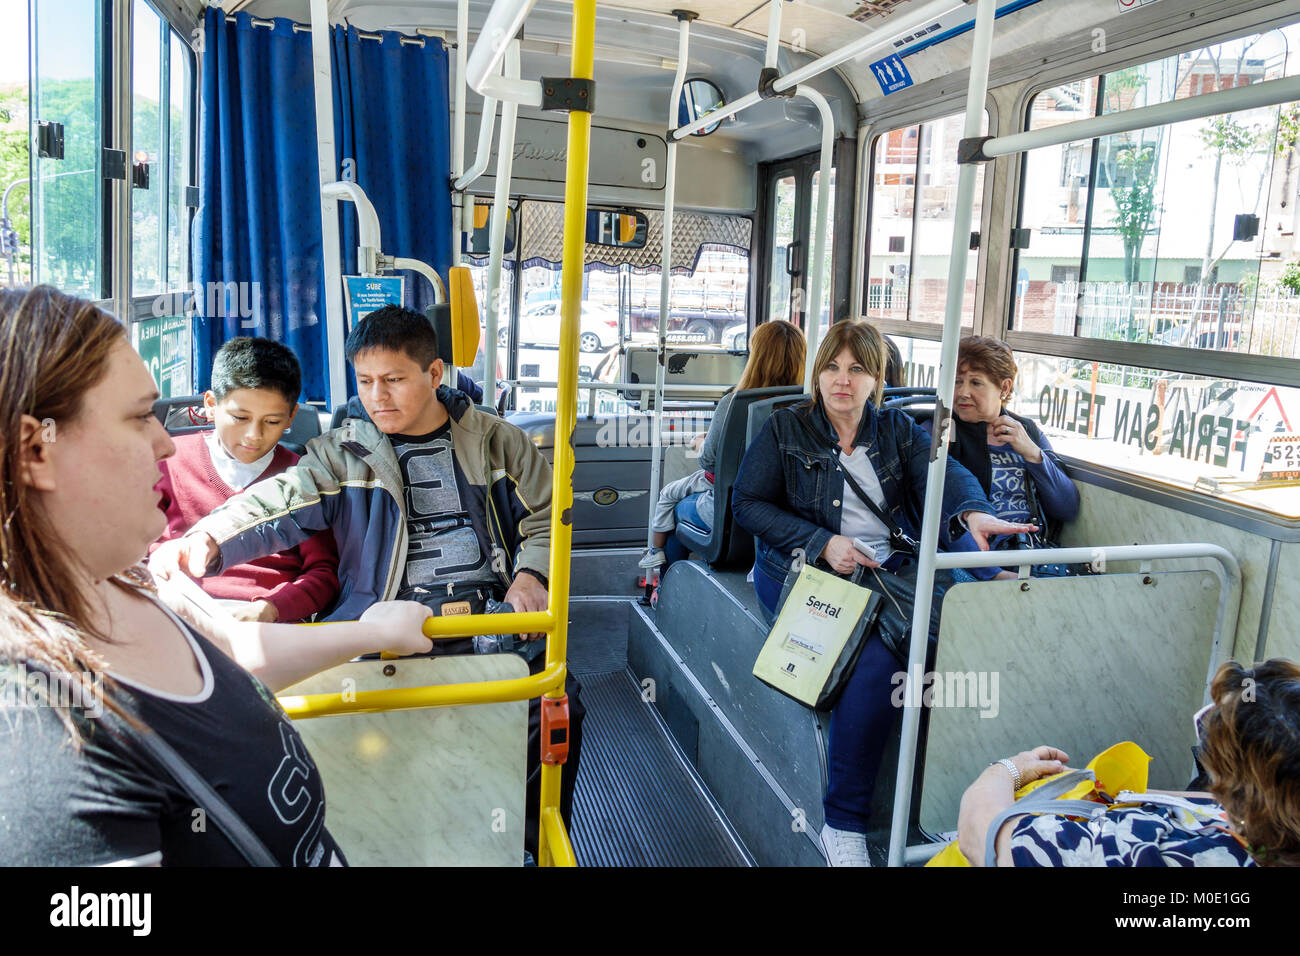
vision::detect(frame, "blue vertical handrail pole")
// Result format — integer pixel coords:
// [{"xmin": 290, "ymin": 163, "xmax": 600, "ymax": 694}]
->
[{"xmin": 885, "ymin": 0, "xmax": 997, "ymax": 868}]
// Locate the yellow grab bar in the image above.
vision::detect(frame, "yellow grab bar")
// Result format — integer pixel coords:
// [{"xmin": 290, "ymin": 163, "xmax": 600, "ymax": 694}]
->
[
  {"xmin": 540, "ymin": 808, "xmax": 578, "ymax": 867},
  {"xmin": 280, "ymin": 662, "xmax": 567, "ymax": 719}
]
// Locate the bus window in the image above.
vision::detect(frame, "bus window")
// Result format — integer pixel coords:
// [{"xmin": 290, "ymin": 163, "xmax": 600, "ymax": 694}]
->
[
  {"xmin": 894, "ymin": 333, "xmax": 1300, "ymax": 518},
  {"xmin": 768, "ymin": 174, "xmax": 796, "ymax": 322},
  {"xmin": 1012, "ymin": 26, "xmax": 1300, "ymax": 361},
  {"xmin": 864, "ymin": 111, "xmax": 988, "ymax": 328},
  {"xmin": 132, "ymin": 0, "xmax": 165, "ymax": 297},
  {"xmin": 30, "ymin": 0, "xmax": 106, "ymax": 299},
  {"xmin": 805, "ymin": 168, "xmax": 834, "ymax": 333},
  {"xmin": 502, "ymin": 200, "xmax": 751, "ymax": 415}
]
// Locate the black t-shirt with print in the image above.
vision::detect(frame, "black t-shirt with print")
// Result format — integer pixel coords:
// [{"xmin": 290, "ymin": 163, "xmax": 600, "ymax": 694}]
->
[
  {"xmin": 390, "ymin": 422, "xmax": 496, "ymax": 598},
  {"xmin": 0, "ymin": 605, "xmax": 346, "ymax": 867}
]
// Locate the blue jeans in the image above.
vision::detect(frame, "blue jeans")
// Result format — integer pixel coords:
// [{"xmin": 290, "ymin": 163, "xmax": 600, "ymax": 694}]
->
[
  {"xmin": 753, "ymin": 558, "xmax": 902, "ymax": 834},
  {"xmin": 665, "ymin": 493, "xmax": 706, "ymax": 567}
]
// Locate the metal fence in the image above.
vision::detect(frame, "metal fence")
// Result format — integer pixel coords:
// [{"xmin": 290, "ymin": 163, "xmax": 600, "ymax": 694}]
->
[{"xmin": 1052, "ymin": 280, "xmax": 1300, "ymax": 358}]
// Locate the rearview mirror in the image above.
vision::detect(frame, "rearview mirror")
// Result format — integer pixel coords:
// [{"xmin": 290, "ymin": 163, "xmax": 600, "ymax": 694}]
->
[
  {"xmin": 462, "ymin": 202, "xmax": 515, "ymax": 255},
  {"xmin": 679, "ymin": 78, "xmax": 726, "ymax": 136},
  {"xmin": 585, "ymin": 209, "xmax": 647, "ymax": 248}
]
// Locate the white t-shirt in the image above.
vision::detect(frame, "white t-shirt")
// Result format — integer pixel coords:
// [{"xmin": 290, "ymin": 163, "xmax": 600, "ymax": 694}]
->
[
  {"xmin": 205, "ymin": 431, "xmax": 276, "ymax": 491},
  {"xmin": 836, "ymin": 446, "xmax": 893, "ymax": 563}
]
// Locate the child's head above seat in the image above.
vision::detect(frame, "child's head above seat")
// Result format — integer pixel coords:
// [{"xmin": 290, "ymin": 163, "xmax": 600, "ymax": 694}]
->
[
  {"xmin": 344, "ymin": 304, "xmax": 445, "ymax": 436},
  {"xmin": 205, "ymin": 337, "xmax": 302, "ymax": 465}
]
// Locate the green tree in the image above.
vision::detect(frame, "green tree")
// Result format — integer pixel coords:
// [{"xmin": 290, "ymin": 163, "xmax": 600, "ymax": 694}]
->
[
  {"xmin": 1110, "ymin": 145, "xmax": 1159, "ymax": 284},
  {"xmin": 0, "ymin": 89, "xmax": 32, "ymax": 284}
]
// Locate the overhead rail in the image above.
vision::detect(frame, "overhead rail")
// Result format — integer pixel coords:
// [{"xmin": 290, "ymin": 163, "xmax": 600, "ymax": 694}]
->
[
  {"xmin": 975, "ymin": 72, "xmax": 1300, "ymax": 160},
  {"xmin": 886, "ymin": 0, "xmax": 997, "ymax": 871},
  {"xmin": 892, "ymin": 541, "xmax": 1242, "ymax": 867},
  {"xmin": 645, "ymin": 10, "xmax": 697, "ymax": 564},
  {"xmin": 669, "ymin": 0, "xmax": 966, "ymax": 139}
]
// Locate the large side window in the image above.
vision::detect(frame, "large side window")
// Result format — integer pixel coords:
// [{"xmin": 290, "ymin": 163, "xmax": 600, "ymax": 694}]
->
[
  {"xmin": 999, "ymin": 25, "xmax": 1300, "ymax": 517},
  {"xmin": 1012, "ymin": 28, "xmax": 1300, "ymax": 360},
  {"xmin": 30, "ymin": 0, "xmax": 107, "ymax": 299},
  {"xmin": 131, "ymin": 0, "xmax": 194, "ymax": 302},
  {"xmin": 863, "ymin": 111, "xmax": 987, "ymax": 329}
]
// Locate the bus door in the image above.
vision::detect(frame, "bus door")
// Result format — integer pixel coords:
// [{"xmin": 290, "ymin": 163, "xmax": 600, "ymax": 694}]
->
[{"xmin": 759, "ymin": 151, "xmax": 836, "ymax": 334}]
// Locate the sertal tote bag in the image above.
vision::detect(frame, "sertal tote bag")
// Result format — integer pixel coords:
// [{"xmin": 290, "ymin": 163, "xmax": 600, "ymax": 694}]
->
[{"xmin": 752, "ymin": 562, "xmax": 882, "ymax": 711}]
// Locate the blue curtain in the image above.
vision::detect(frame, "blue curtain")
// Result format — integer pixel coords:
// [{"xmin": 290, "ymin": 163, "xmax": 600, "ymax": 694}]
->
[
  {"xmin": 193, "ymin": 10, "xmax": 452, "ymax": 403},
  {"xmin": 333, "ymin": 26, "xmax": 452, "ymax": 318}
]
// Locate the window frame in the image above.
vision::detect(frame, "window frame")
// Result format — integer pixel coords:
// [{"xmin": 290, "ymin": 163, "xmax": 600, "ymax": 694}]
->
[
  {"xmin": 1002, "ymin": 20, "xmax": 1300, "ymax": 390},
  {"xmin": 855, "ymin": 96, "xmax": 998, "ymax": 344},
  {"xmin": 128, "ymin": 2, "xmax": 197, "ymax": 321}
]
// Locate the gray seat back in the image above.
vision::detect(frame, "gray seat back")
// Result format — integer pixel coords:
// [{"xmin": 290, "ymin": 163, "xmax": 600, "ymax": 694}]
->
[
  {"xmin": 676, "ymin": 387, "xmax": 807, "ymax": 567},
  {"xmin": 153, "ymin": 395, "xmax": 321, "ymax": 454}
]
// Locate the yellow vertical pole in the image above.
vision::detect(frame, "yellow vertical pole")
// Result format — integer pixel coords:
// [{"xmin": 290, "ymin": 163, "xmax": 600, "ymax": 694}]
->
[{"xmin": 537, "ymin": 0, "xmax": 595, "ymax": 867}]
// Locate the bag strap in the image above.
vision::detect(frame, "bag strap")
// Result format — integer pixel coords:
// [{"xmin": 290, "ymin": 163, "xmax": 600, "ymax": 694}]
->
[
  {"xmin": 982, "ymin": 768, "xmax": 1100, "ymax": 866},
  {"xmin": 102, "ymin": 708, "xmax": 280, "ymax": 867},
  {"xmin": 789, "ymin": 411, "xmax": 915, "ymax": 548}
]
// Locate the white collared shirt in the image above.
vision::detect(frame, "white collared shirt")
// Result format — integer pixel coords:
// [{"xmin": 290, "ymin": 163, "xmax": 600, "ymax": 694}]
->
[{"xmin": 205, "ymin": 431, "xmax": 276, "ymax": 491}]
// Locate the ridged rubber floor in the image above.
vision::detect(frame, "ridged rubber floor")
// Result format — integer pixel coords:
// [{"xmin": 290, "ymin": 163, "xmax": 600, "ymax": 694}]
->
[{"xmin": 569, "ymin": 668, "xmax": 751, "ymax": 867}]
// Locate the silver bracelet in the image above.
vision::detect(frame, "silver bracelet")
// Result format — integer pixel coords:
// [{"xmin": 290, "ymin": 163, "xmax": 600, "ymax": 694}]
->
[{"xmin": 993, "ymin": 758, "xmax": 1022, "ymax": 791}]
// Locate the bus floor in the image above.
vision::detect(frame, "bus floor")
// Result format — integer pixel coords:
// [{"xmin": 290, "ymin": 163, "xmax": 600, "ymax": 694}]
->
[{"xmin": 565, "ymin": 598, "xmax": 753, "ymax": 867}]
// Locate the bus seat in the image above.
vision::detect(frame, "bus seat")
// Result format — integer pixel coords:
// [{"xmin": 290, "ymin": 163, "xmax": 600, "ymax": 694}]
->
[
  {"xmin": 280, "ymin": 654, "xmax": 529, "ymax": 866},
  {"xmin": 152, "ymin": 395, "xmax": 321, "ymax": 454},
  {"xmin": 674, "ymin": 386, "xmax": 807, "ymax": 568},
  {"xmin": 508, "ymin": 411, "xmax": 658, "ymax": 546},
  {"xmin": 914, "ymin": 569, "xmax": 1228, "ymax": 837},
  {"xmin": 882, "ymin": 387, "xmax": 936, "ymax": 428}
]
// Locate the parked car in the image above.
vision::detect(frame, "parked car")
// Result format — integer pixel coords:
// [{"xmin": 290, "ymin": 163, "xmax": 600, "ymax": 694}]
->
[{"xmin": 501, "ymin": 300, "xmax": 621, "ymax": 352}]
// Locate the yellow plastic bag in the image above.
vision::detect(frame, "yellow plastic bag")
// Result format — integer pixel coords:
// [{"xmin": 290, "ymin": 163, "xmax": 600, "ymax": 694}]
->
[{"xmin": 924, "ymin": 741, "xmax": 1152, "ymax": 867}]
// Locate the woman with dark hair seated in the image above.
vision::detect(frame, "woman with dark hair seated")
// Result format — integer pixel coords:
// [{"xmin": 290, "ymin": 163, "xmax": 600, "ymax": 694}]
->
[
  {"xmin": 0, "ymin": 286, "xmax": 433, "ymax": 866},
  {"xmin": 732, "ymin": 319, "xmax": 1035, "ymax": 866},
  {"xmin": 957, "ymin": 659, "xmax": 1300, "ymax": 866},
  {"xmin": 927, "ymin": 336, "xmax": 1079, "ymax": 580}
]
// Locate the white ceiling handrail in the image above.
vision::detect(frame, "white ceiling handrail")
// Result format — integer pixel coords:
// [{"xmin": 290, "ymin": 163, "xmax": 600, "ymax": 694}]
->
[
  {"xmin": 670, "ymin": 0, "xmax": 966, "ymax": 139},
  {"xmin": 465, "ymin": 0, "xmax": 543, "ymax": 106}
]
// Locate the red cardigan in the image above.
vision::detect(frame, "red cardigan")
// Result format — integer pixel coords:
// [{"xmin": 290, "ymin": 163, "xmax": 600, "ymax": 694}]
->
[{"xmin": 151, "ymin": 434, "xmax": 340, "ymax": 622}]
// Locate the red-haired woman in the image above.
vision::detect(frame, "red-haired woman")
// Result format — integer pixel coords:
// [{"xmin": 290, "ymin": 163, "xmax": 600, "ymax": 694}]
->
[
  {"xmin": 0, "ymin": 287, "xmax": 433, "ymax": 866},
  {"xmin": 929, "ymin": 335, "xmax": 1080, "ymax": 580}
]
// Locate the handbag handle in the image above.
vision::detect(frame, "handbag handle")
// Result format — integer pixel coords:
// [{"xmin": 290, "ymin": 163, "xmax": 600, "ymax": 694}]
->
[{"xmin": 982, "ymin": 768, "xmax": 1099, "ymax": 867}]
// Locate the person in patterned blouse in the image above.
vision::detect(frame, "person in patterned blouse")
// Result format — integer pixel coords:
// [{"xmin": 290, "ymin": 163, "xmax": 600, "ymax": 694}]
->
[{"xmin": 956, "ymin": 659, "xmax": 1300, "ymax": 866}]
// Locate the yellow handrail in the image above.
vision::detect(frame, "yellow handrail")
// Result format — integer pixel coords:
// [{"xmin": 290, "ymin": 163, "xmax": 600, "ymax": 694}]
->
[
  {"xmin": 280, "ymin": 662, "xmax": 566, "ymax": 718},
  {"xmin": 278, "ymin": 0, "xmax": 596, "ymax": 869}
]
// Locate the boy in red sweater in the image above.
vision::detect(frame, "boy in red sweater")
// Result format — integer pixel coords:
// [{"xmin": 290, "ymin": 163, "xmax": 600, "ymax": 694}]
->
[{"xmin": 151, "ymin": 337, "xmax": 339, "ymax": 622}]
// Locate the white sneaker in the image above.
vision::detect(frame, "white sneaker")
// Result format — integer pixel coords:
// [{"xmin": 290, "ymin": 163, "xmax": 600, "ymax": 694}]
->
[
  {"xmin": 638, "ymin": 547, "xmax": 666, "ymax": 569},
  {"xmin": 820, "ymin": 824, "xmax": 871, "ymax": 867}
]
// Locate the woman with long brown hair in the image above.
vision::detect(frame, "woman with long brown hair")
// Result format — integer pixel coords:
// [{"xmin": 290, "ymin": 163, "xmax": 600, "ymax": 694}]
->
[
  {"xmin": 0, "ymin": 286, "xmax": 433, "ymax": 866},
  {"xmin": 640, "ymin": 319, "xmax": 806, "ymax": 573}
]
